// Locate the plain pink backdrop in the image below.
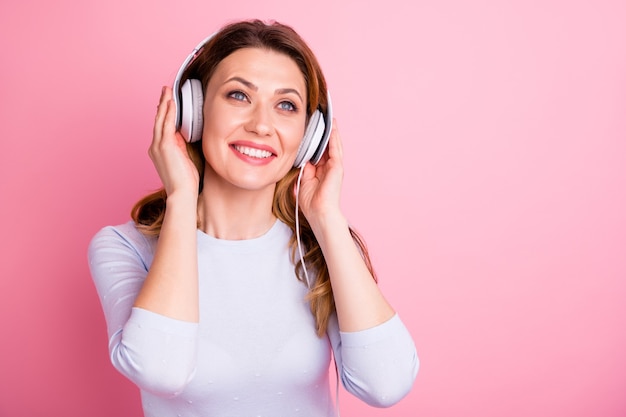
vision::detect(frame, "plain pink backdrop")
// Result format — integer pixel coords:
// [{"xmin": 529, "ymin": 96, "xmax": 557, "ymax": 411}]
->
[{"xmin": 1, "ymin": 0, "xmax": 625, "ymax": 416}]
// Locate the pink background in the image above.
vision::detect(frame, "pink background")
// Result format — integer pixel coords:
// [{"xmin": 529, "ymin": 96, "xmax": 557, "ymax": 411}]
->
[{"xmin": 1, "ymin": 0, "xmax": 625, "ymax": 416}]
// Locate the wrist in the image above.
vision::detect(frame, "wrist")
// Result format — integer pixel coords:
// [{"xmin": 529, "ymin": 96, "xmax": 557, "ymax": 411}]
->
[
  {"xmin": 166, "ymin": 188, "xmax": 198, "ymax": 204},
  {"xmin": 164, "ymin": 190, "xmax": 198, "ymax": 219},
  {"xmin": 308, "ymin": 210, "xmax": 348, "ymax": 241}
]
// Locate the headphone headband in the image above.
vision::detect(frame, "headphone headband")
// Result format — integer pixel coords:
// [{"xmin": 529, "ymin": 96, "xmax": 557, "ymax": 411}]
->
[{"xmin": 173, "ymin": 33, "xmax": 217, "ymax": 129}]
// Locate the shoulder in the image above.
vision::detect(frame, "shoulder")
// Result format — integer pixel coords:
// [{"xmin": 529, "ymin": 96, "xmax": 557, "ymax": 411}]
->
[{"xmin": 88, "ymin": 220, "xmax": 156, "ymax": 269}]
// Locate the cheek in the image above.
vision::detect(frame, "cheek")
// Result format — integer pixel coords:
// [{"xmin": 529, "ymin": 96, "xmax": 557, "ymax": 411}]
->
[
  {"xmin": 199, "ymin": 124, "xmax": 229, "ymax": 168},
  {"xmin": 200, "ymin": 109, "xmax": 237, "ymax": 151},
  {"xmin": 284, "ymin": 121, "xmax": 307, "ymax": 153}
]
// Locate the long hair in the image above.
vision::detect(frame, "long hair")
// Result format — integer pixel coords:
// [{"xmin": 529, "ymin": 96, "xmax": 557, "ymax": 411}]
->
[{"xmin": 131, "ymin": 19, "xmax": 376, "ymax": 337}]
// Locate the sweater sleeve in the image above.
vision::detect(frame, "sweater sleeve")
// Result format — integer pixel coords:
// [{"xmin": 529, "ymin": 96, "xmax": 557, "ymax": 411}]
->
[
  {"xmin": 328, "ymin": 314, "xmax": 419, "ymax": 407},
  {"xmin": 87, "ymin": 223, "xmax": 198, "ymax": 397}
]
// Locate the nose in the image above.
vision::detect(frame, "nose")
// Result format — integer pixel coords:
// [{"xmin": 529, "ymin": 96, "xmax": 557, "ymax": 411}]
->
[{"xmin": 245, "ymin": 103, "xmax": 275, "ymax": 136}]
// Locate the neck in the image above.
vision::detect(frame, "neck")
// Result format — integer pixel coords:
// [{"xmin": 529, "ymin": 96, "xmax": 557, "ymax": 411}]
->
[{"xmin": 197, "ymin": 178, "xmax": 277, "ymax": 241}]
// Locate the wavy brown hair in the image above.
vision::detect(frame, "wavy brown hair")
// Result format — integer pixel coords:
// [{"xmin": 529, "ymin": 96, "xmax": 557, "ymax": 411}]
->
[{"xmin": 131, "ymin": 19, "xmax": 376, "ymax": 337}]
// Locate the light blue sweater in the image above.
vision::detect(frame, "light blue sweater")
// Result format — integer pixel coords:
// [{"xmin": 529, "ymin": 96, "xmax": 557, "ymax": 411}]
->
[{"xmin": 88, "ymin": 219, "xmax": 418, "ymax": 417}]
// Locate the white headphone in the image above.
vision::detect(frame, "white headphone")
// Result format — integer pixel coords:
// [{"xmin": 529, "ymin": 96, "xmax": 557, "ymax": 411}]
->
[{"xmin": 173, "ymin": 33, "xmax": 333, "ymax": 168}]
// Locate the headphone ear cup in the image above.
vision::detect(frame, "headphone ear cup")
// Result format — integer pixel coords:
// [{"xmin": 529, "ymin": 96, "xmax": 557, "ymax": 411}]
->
[
  {"xmin": 310, "ymin": 93, "xmax": 333, "ymax": 165},
  {"xmin": 180, "ymin": 79, "xmax": 204, "ymax": 143},
  {"xmin": 293, "ymin": 110, "xmax": 325, "ymax": 168}
]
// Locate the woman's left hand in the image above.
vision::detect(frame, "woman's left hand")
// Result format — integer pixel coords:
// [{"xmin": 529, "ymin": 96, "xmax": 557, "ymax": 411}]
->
[
  {"xmin": 297, "ymin": 119, "xmax": 344, "ymax": 225},
  {"xmin": 298, "ymin": 121, "xmax": 396, "ymax": 333}
]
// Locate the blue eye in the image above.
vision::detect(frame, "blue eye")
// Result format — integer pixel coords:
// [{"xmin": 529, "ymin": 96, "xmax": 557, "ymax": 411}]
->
[
  {"xmin": 228, "ymin": 91, "xmax": 248, "ymax": 101},
  {"xmin": 278, "ymin": 101, "xmax": 297, "ymax": 112}
]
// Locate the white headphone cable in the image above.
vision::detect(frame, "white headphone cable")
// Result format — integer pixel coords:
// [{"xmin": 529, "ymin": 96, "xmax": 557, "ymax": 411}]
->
[
  {"xmin": 295, "ymin": 164, "xmax": 310, "ymax": 289},
  {"xmin": 294, "ymin": 164, "xmax": 341, "ymax": 417}
]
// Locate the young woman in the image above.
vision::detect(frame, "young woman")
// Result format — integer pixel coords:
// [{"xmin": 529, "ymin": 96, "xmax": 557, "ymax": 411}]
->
[{"xmin": 88, "ymin": 19, "xmax": 418, "ymax": 417}]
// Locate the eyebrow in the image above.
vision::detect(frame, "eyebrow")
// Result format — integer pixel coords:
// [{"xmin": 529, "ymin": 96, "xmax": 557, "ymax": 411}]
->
[{"xmin": 225, "ymin": 76, "xmax": 304, "ymax": 103}]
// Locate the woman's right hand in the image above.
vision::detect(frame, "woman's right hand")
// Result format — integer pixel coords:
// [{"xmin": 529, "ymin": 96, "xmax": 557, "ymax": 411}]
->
[
  {"xmin": 149, "ymin": 86, "xmax": 200, "ymax": 197},
  {"xmin": 134, "ymin": 86, "xmax": 201, "ymax": 322}
]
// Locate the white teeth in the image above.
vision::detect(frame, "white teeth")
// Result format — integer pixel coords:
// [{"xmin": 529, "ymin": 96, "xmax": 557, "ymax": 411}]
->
[{"xmin": 234, "ymin": 145, "xmax": 272, "ymax": 159}]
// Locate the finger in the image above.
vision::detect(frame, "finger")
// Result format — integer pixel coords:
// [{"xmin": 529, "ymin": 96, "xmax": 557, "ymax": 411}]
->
[
  {"xmin": 329, "ymin": 119, "xmax": 343, "ymax": 160},
  {"xmin": 153, "ymin": 86, "xmax": 170, "ymax": 143},
  {"xmin": 154, "ymin": 87, "xmax": 169, "ymax": 123},
  {"xmin": 302, "ymin": 160, "xmax": 317, "ymax": 180},
  {"xmin": 162, "ymin": 98, "xmax": 177, "ymax": 141}
]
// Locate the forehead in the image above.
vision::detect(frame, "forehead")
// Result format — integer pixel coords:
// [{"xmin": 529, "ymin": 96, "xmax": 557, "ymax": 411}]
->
[{"xmin": 211, "ymin": 47, "xmax": 306, "ymax": 92}]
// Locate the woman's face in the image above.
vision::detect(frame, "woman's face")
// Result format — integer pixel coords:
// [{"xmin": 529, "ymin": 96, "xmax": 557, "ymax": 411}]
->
[{"xmin": 200, "ymin": 47, "xmax": 307, "ymax": 193}]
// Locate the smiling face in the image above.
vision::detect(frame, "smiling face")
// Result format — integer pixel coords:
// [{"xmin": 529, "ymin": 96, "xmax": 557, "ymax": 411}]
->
[{"xmin": 200, "ymin": 47, "xmax": 307, "ymax": 194}]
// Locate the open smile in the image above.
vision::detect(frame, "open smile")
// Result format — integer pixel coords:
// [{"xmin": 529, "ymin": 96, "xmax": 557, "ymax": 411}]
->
[{"xmin": 232, "ymin": 144, "xmax": 275, "ymax": 159}]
